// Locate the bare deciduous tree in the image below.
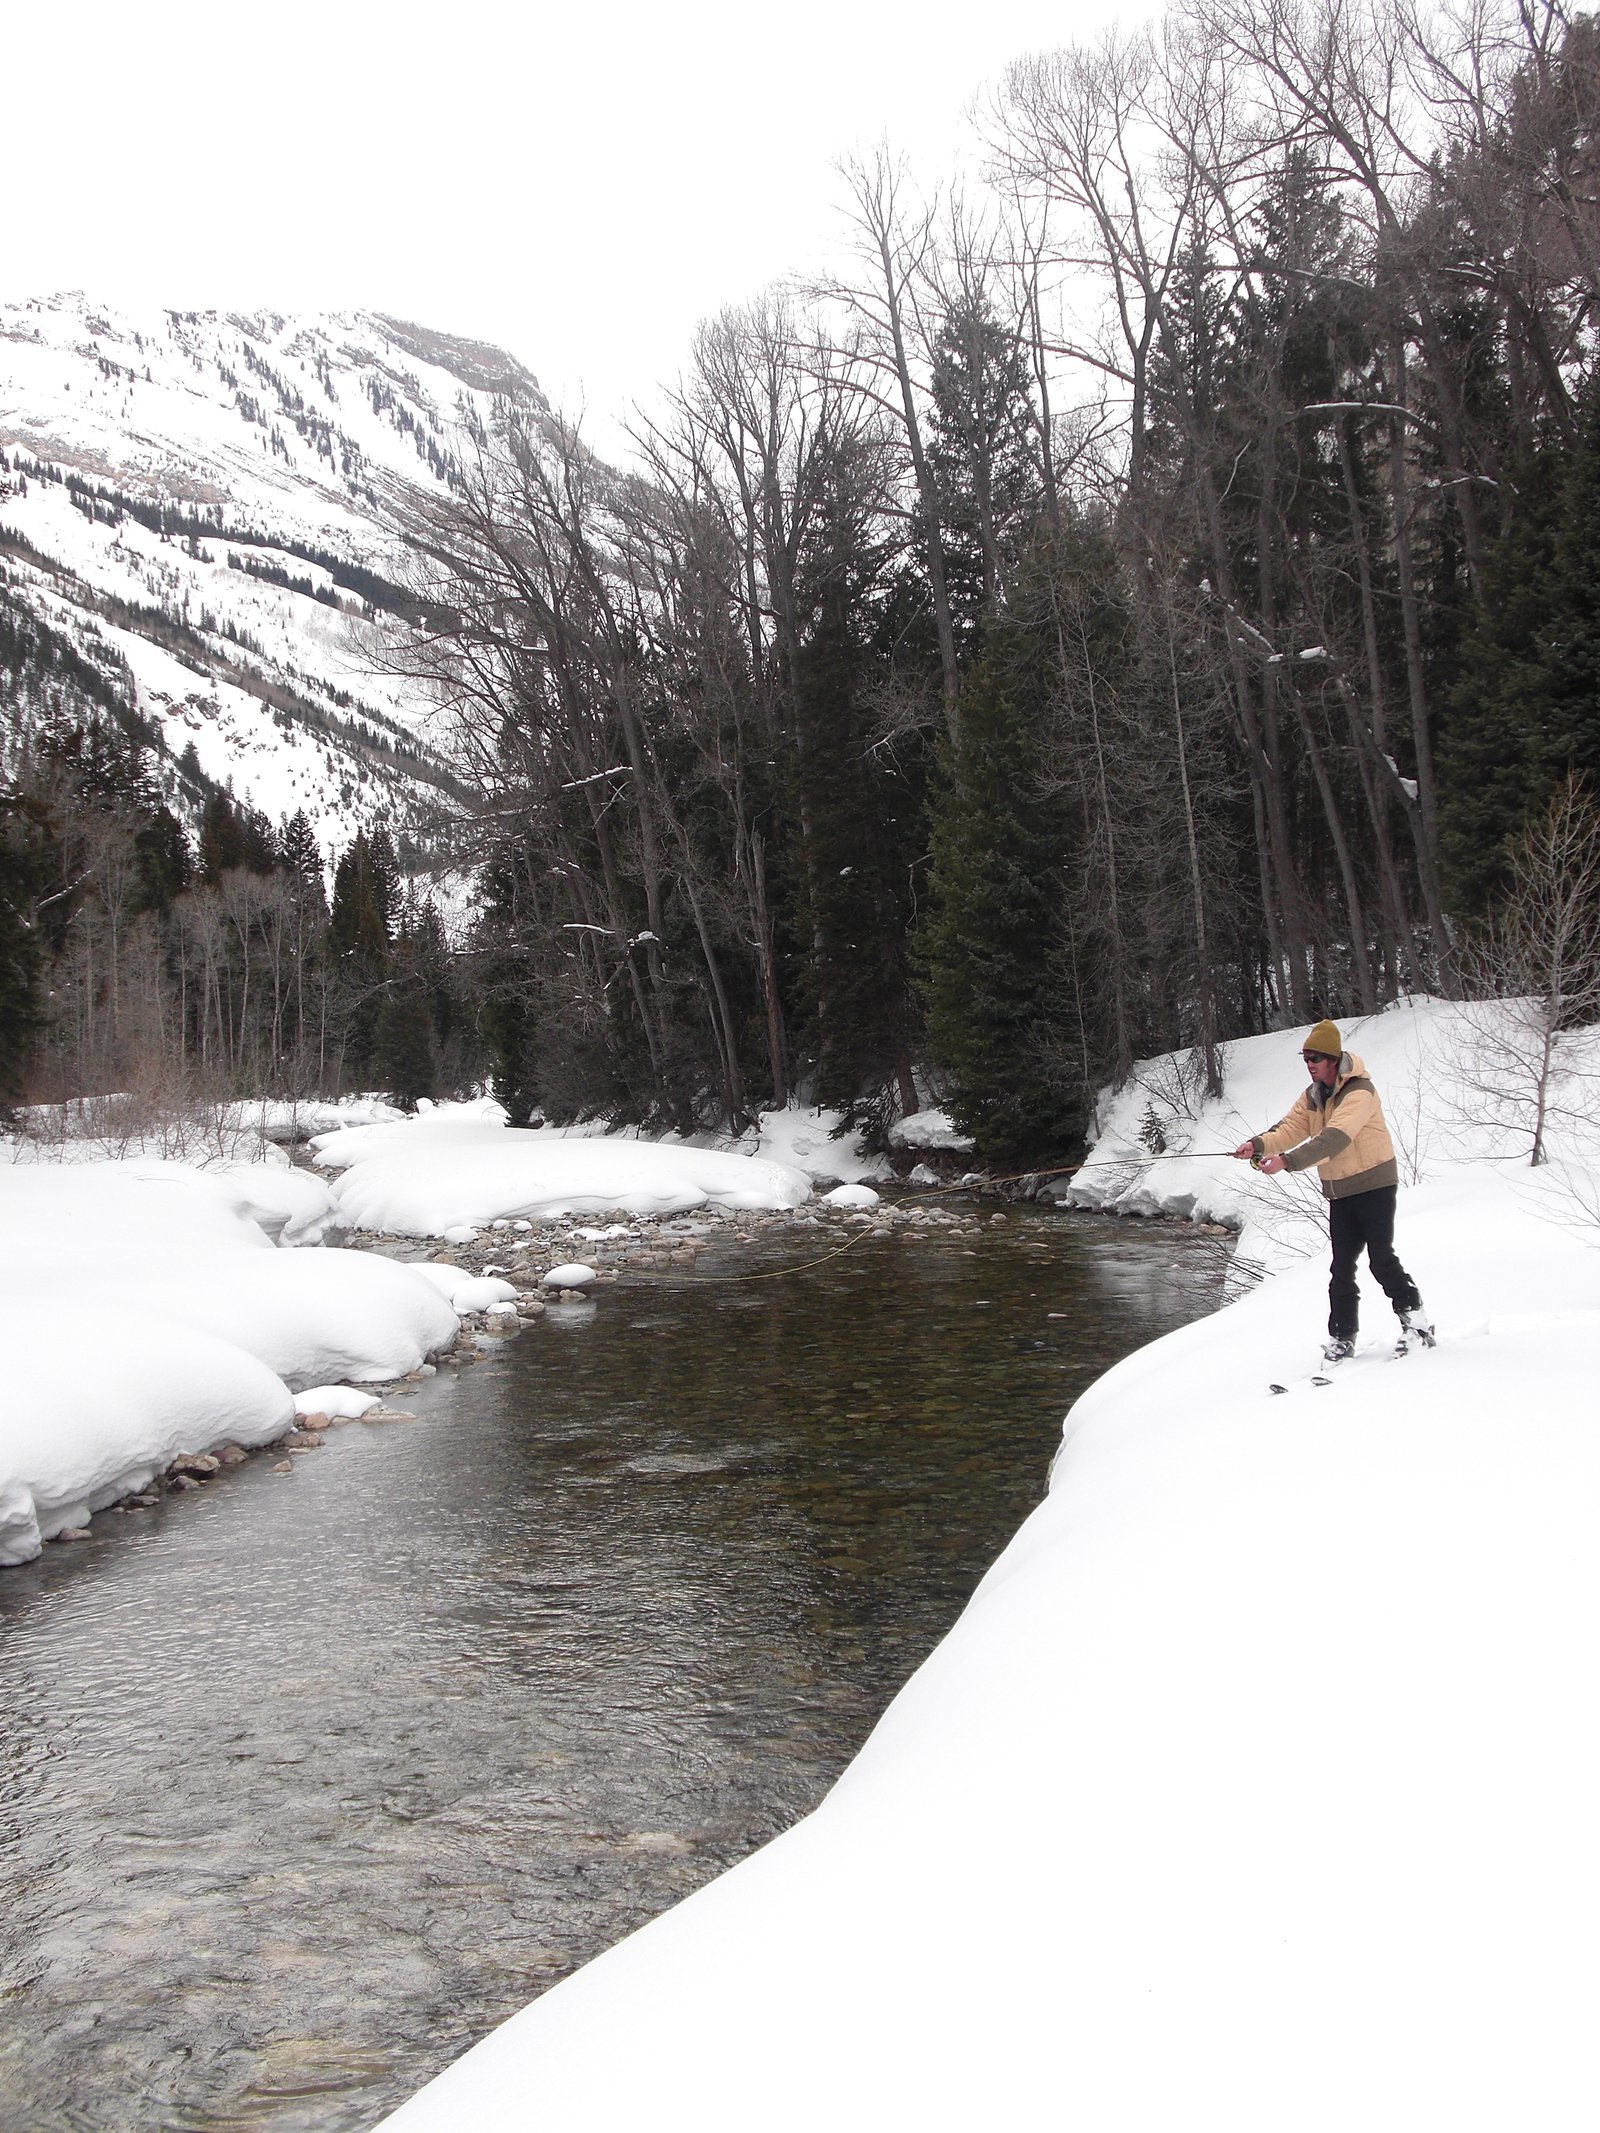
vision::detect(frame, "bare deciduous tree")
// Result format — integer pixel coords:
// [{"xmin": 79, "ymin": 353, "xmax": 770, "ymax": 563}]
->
[{"xmin": 1454, "ymin": 776, "xmax": 1600, "ymax": 1164}]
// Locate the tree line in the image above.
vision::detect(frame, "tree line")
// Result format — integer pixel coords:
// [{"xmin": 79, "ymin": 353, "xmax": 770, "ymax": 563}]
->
[
  {"xmin": 380, "ymin": 0, "xmax": 1600, "ymax": 1162},
  {"xmin": 0, "ymin": 703, "xmax": 471, "ymax": 1114},
  {"xmin": 5, "ymin": 0, "xmax": 1597, "ymax": 1163}
]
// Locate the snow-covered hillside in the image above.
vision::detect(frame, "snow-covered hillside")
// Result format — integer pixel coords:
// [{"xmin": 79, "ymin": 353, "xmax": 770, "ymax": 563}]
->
[{"xmin": 0, "ymin": 294, "xmax": 551, "ymax": 860}]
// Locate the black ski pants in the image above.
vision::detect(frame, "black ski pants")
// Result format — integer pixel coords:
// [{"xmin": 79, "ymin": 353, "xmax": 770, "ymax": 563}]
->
[{"xmin": 1327, "ymin": 1185, "xmax": 1420, "ymax": 1341}]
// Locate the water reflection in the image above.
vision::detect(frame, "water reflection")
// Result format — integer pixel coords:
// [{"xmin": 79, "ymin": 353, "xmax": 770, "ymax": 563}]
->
[{"xmin": 0, "ymin": 1207, "xmax": 1219, "ymax": 2131}]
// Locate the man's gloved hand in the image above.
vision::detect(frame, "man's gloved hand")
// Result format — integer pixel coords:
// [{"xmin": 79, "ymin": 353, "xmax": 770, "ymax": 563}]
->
[{"xmin": 1232, "ymin": 1140, "xmax": 1285, "ymax": 1174}]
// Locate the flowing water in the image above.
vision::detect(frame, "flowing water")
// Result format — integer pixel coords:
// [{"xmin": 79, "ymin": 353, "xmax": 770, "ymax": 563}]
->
[{"xmin": 0, "ymin": 1205, "xmax": 1221, "ymax": 2132}]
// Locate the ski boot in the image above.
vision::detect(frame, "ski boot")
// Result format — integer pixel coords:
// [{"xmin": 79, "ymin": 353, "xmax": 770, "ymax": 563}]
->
[{"xmin": 1396, "ymin": 1306, "xmax": 1436, "ymax": 1355}]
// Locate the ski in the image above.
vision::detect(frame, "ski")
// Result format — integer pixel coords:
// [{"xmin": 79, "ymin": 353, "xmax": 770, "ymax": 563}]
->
[{"xmin": 1269, "ymin": 1329, "xmax": 1437, "ymax": 1394}]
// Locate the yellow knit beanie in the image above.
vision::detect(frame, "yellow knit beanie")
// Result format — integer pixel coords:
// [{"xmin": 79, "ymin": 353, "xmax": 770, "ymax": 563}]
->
[{"xmin": 1304, "ymin": 1019, "xmax": 1342, "ymax": 1058}]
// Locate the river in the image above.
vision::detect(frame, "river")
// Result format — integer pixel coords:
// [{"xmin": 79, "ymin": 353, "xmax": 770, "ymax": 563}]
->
[{"xmin": 0, "ymin": 1203, "xmax": 1221, "ymax": 2132}]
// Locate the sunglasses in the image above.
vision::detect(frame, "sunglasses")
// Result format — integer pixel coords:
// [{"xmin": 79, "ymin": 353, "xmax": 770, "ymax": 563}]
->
[{"xmin": 1302, "ymin": 1050, "xmax": 1335, "ymax": 1064}]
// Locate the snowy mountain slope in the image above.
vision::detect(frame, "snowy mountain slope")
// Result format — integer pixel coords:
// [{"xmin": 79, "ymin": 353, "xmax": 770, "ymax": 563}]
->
[{"xmin": 0, "ymin": 294, "xmax": 551, "ymax": 860}]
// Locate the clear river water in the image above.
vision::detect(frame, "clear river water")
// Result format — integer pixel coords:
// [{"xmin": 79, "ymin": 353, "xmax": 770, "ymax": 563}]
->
[{"xmin": 0, "ymin": 1203, "xmax": 1221, "ymax": 2133}]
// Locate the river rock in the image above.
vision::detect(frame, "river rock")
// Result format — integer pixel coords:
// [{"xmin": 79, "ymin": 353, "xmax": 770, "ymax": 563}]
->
[
  {"xmin": 272, "ymin": 1460, "xmax": 294, "ymax": 1475},
  {"xmin": 542, "ymin": 1262, "xmax": 597, "ymax": 1291},
  {"xmin": 56, "ymin": 1526, "xmax": 92, "ymax": 1543},
  {"xmin": 168, "ymin": 1452, "xmax": 221, "ymax": 1479},
  {"xmin": 822, "ymin": 1183, "xmax": 881, "ymax": 1211},
  {"xmin": 217, "ymin": 1445, "xmax": 249, "ymax": 1467}
]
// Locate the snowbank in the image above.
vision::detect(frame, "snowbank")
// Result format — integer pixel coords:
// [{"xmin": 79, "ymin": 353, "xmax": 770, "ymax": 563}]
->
[
  {"xmin": 0, "ymin": 1159, "xmax": 458, "ymax": 1563},
  {"xmin": 0, "ymin": 1301, "xmax": 294, "ymax": 1565},
  {"xmin": 742, "ymin": 1105, "xmax": 891, "ymax": 1184},
  {"xmin": 887, "ymin": 1105, "xmax": 975, "ymax": 1154},
  {"xmin": 104, "ymin": 1251, "xmax": 457, "ymax": 1389},
  {"xmin": 313, "ymin": 1118, "xmax": 810, "ymax": 1234},
  {"xmin": 379, "ymin": 1000, "xmax": 1600, "ymax": 2131}
]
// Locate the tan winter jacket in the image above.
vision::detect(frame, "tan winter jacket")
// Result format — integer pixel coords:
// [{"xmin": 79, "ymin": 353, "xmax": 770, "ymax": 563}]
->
[{"xmin": 1250, "ymin": 1050, "xmax": 1399, "ymax": 1199}]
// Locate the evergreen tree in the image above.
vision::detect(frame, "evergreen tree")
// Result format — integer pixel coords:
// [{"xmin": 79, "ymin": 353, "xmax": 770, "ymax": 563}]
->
[
  {"xmin": 1439, "ymin": 432, "xmax": 1565, "ymax": 914},
  {"xmin": 1440, "ymin": 369, "xmax": 1600, "ymax": 917},
  {"xmin": 367, "ymin": 824, "xmax": 402, "ymax": 938},
  {"xmin": 279, "ymin": 809, "xmax": 328, "ymax": 912},
  {"xmin": 790, "ymin": 581, "xmax": 918, "ymax": 1114},
  {"xmin": 1542, "ymin": 368, "xmax": 1600, "ymax": 792},
  {"xmin": 927, "ymin": 299, "xmax": 1039, "ymax": 649},
  {"xmin": 918, "ymin": 630, "xmax": 1083, "ymax": 1166},
  {"xmin": 328, "ymin": 829, "xmax": 394, "ymax": 1080},
  {"xmin": 133, "ymin": 805, "xmax": 190, "ymax": 914},
  {"xmin": 328, "ymin": 830, "xmax": 393, "ymax": 968},
  {"xmin": 0, "ymin": 786, "xmax": 50, "ymax": 1109},
  {"xmin": 197, "ymin": 790, "xmax": 242, "ymax": 883},
  {"xmin": 372, "ymin": 983, "xmax": 439, "ymax": 1111}
]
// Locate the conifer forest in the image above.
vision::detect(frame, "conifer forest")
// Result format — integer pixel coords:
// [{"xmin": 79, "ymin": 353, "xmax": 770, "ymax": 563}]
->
[{"xmin": 5, "ymin": 0, "xmax": 1600, "ymax": 1164}]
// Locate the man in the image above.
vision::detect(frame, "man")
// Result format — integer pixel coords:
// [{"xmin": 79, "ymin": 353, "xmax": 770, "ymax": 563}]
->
[{"xmin": 1232, "ymin": 1020, "xmax": 1433, "ymax": 1363}]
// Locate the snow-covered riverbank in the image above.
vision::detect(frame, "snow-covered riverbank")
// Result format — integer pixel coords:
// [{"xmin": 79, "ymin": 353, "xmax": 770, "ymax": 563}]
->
[
  {"xmin": 0, "ymin": 1106, "xmax": 862, "ymax": 1566},
  {"xmin": 378, "ymin": 998, "xmax": 1600, "ymax": 2132}
]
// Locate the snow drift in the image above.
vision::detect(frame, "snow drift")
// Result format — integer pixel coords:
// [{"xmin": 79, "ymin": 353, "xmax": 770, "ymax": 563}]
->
[
  {"xmin": 313, "ymin": 1117, "xmax": 811, "ymax": 1233},
  {"xmin": 0, "ymin": 1159, "xmax": 458, "ymax": 1563}
]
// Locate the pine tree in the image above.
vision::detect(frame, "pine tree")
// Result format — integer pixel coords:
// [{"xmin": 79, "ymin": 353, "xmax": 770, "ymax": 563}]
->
[
  {"xmin": 1438, "ymin": 436, "xmax": 1565, "ymax": 914},
  {"xmin": 328, "ymin": 829, "xmax": 394, "ymax": 1081},
  {"xmin": 790, "ymin": 587, "xmax": 917, "ymax": 1114},
  {"xmin": 328, "ymin": 831, "xmax": 392, "ymax": 968},
  {"xmin": 918, "ymin": 636, "xmax": 1083, "ymax": 1166},
  {"xmin": 133, "ymin": 806, "xmax": 190, "ymax": 914},
  {"xmin": 372, "ymin": 984, "xmax": 439, "ymax": 1110},
  {"xmin": 1439, "ymin": 365, "xmax": 1600, "ymax": 920},
  {"xmin": 927, "ymin": 299, "xmax": 1039, "ymax": 650},
  {"xmin": 368, "ymin": 825, "xmax": 402, "ymax": 938},
  {"xmin": 197, "ymin": 790, "xmax": 251, "ymax": 884},
  {"xmin": 0, "ymin": 787, "xmax": 50, "ymax": 1108},
  {"xmin": 279, "ymin": 809, "xmax": 327, "ymax": 910},
  {"xmin": 1542, "ymin": 368, "xmax": 1600, "ymax": 792}
]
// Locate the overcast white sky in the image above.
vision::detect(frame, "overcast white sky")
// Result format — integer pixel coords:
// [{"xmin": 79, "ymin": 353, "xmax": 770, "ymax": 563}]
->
[{"xmin": 8, "ymin": 0, "xmax": 1131, "ymax": 449}]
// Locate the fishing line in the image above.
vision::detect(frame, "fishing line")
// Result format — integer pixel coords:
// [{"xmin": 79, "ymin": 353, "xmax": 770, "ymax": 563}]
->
[{"xmin": 594, "ymin": 1151, "xmax": 1238, "ymax": 1289}]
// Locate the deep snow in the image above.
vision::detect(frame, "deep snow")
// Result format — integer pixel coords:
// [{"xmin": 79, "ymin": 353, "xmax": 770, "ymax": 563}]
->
[
  {"xmin": 0, "ymin": 1106, "xmax": 847, "ymax": 1565},
  {"xmin": 310, "ymin": 1110, "xmax": 814, "ymax": 1232},
  {"xmin": 377, "ymin": 999, "xmax": 1600, "ymax": 2132},
  {"xmin": 0, "ymin": 1159, "xmax": 458, "ymax": 1563}
]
